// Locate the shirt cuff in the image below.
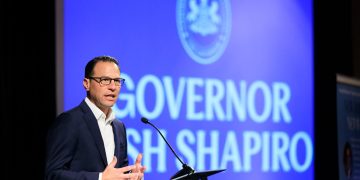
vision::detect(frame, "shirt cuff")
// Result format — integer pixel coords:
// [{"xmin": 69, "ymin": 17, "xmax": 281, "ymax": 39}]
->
[{"xmin": 99, "ymin": 172, "xmax": 102, "ymax": 180}]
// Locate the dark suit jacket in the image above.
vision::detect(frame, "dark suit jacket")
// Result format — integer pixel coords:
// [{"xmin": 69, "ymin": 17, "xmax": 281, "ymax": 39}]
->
[{"xmin": 45, "ymin": 101, "xmax": 128, "ymax": 180}]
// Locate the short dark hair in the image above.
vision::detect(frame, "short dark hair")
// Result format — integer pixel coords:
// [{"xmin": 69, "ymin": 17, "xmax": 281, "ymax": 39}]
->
[{"xmin": 84, "ymin": 55, "xmax": 120, "ymax": 78}]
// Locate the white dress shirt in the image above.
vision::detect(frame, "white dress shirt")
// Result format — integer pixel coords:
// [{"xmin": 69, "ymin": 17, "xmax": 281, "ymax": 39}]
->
[{"xmin": 85, "ymin": 97, "xmax": 115, "ymax": 180}]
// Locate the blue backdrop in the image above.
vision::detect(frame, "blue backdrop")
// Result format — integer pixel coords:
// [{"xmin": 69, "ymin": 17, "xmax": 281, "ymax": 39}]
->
[{"xmin": 63, "ymin": 0, "xmax": 313, "ymax": 179}]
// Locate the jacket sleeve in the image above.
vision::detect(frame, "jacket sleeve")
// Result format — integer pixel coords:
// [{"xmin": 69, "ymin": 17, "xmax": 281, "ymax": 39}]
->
[{"xmin": 45, "ymin": 113, "xmax": 99, "ymax": 180}]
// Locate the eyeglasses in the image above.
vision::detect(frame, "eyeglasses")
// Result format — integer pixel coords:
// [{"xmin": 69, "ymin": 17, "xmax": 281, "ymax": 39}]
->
[{"xmin": 88, "ymin": 77, "xmax": 125, "ymax": 87}]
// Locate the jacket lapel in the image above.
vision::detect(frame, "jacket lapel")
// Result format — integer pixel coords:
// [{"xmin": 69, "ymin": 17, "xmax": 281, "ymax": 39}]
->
[
  {"xmin": 80, "ymin": 101, "xmax": 108, "ymax": 166},
  {"xmin": 112, "ymin": 123, "xmax": 120, "ymax": 167}
]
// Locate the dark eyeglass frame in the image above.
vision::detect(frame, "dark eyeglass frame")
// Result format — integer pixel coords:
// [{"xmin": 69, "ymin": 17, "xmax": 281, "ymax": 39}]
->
[{"xmin": 88, "ymin": 76, "xmax": 125, "ymax": 86}]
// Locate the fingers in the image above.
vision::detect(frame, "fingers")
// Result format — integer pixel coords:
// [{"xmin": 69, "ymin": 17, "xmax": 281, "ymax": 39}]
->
[
  {"xmin": 134, "ymin": 153, "xmax": 145, "ymax": 173},
  {"xmin": 118, "ymin": 165, "xmax": 136, "ymax": 173},
  {"xmin": 135, "ymin": 168, "xmax": 145, "ymax": 180},
  {"xmin": 127, "ymin": 172, "xmax": 141, "ymax": 180},
  {"xmin": 108, "ymin": 153, "xmax": 144, "ymax": 179},
  {"xmin": 135, "ymin": 153, "xmax": 143, "ymax": 164},
  {"xmin": 140, "ymin": 166, "xmax": 147, "ymax": 173},
  {"xmin": 103, "ymin": 164, "xmax": 140, "ymax": 180}
]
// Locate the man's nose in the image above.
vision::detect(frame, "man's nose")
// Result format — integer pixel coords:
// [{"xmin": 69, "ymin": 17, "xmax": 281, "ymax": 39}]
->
[{"xmin": 108, "ymin": 80, "xmax": 117, "ymax": 89}]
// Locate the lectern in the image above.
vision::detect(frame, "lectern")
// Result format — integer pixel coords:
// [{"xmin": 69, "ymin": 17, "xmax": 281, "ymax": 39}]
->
[{"xmin": 171, "ymin": 169, "xmax": 226, "ymax": 180}]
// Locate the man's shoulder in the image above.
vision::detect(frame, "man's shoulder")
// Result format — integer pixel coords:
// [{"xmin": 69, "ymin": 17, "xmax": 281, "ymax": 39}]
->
[
  {"xmin": 59, "ymin": 104, "xmax": 83, "ymax": 116},
  {"xmin": 55, "ymin": 102, "xmax": 88, "ymax": 123}
]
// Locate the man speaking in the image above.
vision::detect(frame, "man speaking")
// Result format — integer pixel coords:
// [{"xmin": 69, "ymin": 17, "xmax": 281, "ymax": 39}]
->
[{"xmin": 45, "ymin": 56, "xmax": 146, "ymax": 180}]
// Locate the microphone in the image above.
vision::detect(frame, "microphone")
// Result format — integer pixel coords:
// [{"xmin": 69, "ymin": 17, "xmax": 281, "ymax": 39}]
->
[{"xmin": 140, "ymin": 117, "xmax": 195, "ymax": 179}]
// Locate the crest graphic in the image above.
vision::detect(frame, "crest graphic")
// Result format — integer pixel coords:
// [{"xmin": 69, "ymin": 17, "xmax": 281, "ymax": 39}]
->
[{"xmin": 177, "ymin": 0, "xmax": 232, "ymax": 64}]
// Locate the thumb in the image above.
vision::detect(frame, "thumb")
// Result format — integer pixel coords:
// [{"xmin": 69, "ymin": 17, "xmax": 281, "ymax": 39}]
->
[{"xmin": 108, "ymin": 156, "xmax": 117, "ymax": 168}]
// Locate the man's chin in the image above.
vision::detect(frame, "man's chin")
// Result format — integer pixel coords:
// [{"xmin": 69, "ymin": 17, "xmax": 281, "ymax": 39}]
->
[{"xmin": 104, "ymin": 101, "xmax": 116, "ymax": 107}]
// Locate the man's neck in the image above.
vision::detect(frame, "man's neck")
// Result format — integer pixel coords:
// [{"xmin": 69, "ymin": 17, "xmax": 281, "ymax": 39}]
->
[{"xmin": 85, "ymin": 97, "xmax": 111, "ymax": 118}]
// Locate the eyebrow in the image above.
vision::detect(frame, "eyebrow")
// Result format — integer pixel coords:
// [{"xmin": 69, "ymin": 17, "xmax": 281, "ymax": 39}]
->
[{"xmin": 94, "ymin": 76, "xmax": 121, "ymax": 79}]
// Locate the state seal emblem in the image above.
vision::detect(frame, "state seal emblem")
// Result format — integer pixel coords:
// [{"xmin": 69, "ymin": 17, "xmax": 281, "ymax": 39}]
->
[{"xmin": 176, "ymin": 0, "xmax": 232, "ymax": 64}]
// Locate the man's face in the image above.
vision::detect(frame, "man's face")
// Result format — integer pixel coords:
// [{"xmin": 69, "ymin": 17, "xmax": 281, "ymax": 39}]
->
[{"xmin": 83, "ymin": 61, "xmax": 121, "ymax": 113}]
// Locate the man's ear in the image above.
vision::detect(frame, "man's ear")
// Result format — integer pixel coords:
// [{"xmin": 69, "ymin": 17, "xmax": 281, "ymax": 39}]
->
[{"xmin": 83, "ymin": 78, "xmax": 90, "ymax": 91}]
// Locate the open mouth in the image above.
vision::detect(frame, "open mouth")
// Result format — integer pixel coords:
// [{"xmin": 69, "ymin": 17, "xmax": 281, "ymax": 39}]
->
[{"xmin": 105, "ymin": 94, "xmax": 116, "ymax": 99}]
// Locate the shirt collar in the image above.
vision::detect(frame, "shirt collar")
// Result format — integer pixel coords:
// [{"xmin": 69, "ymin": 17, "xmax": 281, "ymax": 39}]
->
[{"xmin": 85, "ymin": 97, "xmax": 115, "ymax": 124}]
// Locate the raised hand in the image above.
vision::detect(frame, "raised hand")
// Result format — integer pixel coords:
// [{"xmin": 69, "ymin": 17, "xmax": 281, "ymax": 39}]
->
[
  {"xmin": 133, "ymin": 154, "xmax": 147, "ymax": 180},
  {"xmin": 102, "ymin": 157, "xmax": 141, "ymax": 180}
]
